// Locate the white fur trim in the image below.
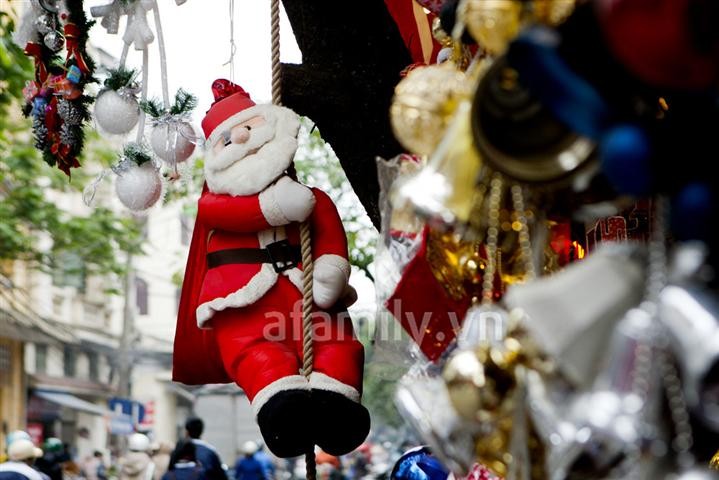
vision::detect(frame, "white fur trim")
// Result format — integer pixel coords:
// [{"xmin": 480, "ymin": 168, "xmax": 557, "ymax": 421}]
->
[
  {"xmin": 283, "ymin": 267, "xmax": 304, "ymax": 292},
  {"xmin": 196, "ymin": 263, "xmax": 278, "ymax": 328},
  {"xmin": 251, "ymin": 375, "xmax": 310, "ymax": 416},
  {"xmin": 258, "ymin": 184, "xmax": 290, "ymax": 226},
  {"xmin": 315, "ymin": 254, "xmax": 351, "ymax": 281},
  {"xmin": 309, "ymin": 372, "xmax": 361, "ymax": 403}
]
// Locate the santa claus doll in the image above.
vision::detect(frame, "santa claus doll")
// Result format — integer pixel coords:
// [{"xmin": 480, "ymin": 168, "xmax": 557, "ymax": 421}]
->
[{"xmin": 173, "ymin": 80, "xmax": 369, "ymax": 458}]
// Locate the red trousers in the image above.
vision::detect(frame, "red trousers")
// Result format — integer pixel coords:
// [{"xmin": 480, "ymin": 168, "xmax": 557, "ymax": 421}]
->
[{"xmin": 212, "ymin": 277, "xmax": 364, "ymax": 403}]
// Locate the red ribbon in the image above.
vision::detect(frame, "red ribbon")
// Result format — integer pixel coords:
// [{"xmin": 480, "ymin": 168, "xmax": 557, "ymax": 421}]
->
[
  {"xmin": 64, "ymin": 23, "xmax": 90, "ymax": 75},
  {"xmin": 24, "ymin": 42, "xmax": 48, "ymax": 83}
]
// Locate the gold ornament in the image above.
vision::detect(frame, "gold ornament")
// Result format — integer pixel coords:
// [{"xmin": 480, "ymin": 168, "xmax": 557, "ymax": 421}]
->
[
  {"xmin": 390, "ymin": 64, "xmax": 468, "ymax": 157},
  {"xmin": 531, "ymin": 0, "xmax": 576, "ymax": 26},
  {"xmin": 394, "ymin": 99, "xmax": 483, "ymax": 225},
  {"xmin": 427, "ymin": 229, "xmax": 485, "ymax": 301},
  {"xmin": 462, "ymin": 0, "xmax": 576, "ymax": 55},
  {"xmin": 711, "ymin": 449, "xmax": 719, "ymax": 469},
  {"xmin": 462, "ymin": 0, "xmax": 522, "ymax": 55},
  {"xmin": 443, "ymin": 314, "xmax": 553, "ymax": 478}
]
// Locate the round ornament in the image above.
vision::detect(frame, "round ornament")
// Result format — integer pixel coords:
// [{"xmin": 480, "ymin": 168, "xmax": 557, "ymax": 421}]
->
[
  {"xmin": 94, "ymin": 89, "xmax": 140, "ymax": 135},
  {"xmin": 115, "ymin": 161, "xmax": 162, "ymax": 211},
  {"xmin": 43, "ymin": 31, "xmax": 65, "ymax": 52},
  {"xmin": 391, "ymin": 64, "xmax": 468, "ymax": 157},
  {"xmin": 149, "ymin": 121, "xmax": 196, "ymax": 163}
]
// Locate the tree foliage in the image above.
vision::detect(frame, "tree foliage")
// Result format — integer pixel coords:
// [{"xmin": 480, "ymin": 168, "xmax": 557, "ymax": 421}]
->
[
  {"xmin": 0, "ymin": 11, "xmax": 141, "ymax": 282},
  {"xmin": 294, "ymin": 118, "xmax": 378, "ymax": 278}
]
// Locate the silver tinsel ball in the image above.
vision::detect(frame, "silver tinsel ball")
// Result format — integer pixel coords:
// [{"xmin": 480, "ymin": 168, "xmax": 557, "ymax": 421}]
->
[
  {"xmin": 35, "ymin": 14, "xmax": 55, "ymax": 35},
  {"xmin": 43, "ymin": 31, "xmax": 64, "ymax": 52},
  {"xmin": 58, "ymin": 100, "xmax": 83, "ymax": 125}
]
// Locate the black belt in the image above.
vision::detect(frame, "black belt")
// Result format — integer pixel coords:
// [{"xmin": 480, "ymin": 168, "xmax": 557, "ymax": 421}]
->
[{"xmin": 207, "ymin": 240, "xmax": 301, "ymax": 273}]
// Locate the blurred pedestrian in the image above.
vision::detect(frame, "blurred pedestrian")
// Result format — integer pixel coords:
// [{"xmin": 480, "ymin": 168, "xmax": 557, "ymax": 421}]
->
[
  {"xmin": 174, "ymin": 418, "xmax": 225, "ymax": 480},
  {"xmin": 251, "ymin": 445, "xmax": 274, "ymax": 480},
  {"xmin": 119, "ymin": 434, "xmax": 155, "ymax": 480},
  {"xmin": 0, "ymin": 439, "xmax": 46, "ymax": 480},
  {"xmin": 232, "ymin": 442, "xmax": 265, "ymax": 480},
  {"xmin": 81, "ymin": 452, "xmax": 106, "ymax": 480},
  {"xmin": 150, "ymin": 443, "xmax": 172, "ymax": 480},
  {"xmin": 162, "ymin": 441, "xmax": 204, "ymax": 480},
  {"xmin": 35, "ymin": 439, "xmax": 63, "ymax": 480}
]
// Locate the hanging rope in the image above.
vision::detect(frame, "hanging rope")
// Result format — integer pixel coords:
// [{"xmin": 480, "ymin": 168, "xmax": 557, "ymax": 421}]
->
[
  {"xmin": 271, "ymin": 0, "xmax": 282, "ymax": 105},
  {"xmin": 269, "ymin": 1, "xmax": 316, "ymax": 478}
]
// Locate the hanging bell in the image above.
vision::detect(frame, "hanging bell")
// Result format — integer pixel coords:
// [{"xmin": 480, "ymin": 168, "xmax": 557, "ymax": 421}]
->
[
  {"xmin": 660, "ymin": 284, "xmax": 719, "ymax": 432},
  {"xmin": 470, "ymin": 55, "xmax": 596, "ymax": 186},
  {"xmin": 394, "ymin": 99, "xmax": 483, "ymax": 227},
  {"xmin": 504, "ymin": 244, "xmax": 646, "ymax": 389}
]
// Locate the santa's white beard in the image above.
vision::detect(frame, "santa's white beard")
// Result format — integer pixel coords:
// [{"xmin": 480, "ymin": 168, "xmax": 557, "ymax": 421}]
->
[{"xmin": 205, "ymin": 107, "xmax": 299, "ymax": 196}]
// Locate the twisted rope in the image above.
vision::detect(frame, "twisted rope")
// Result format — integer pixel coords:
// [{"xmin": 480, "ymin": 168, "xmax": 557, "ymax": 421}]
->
[
  {"xmin": 269, "ymin": 1, "xmax": 316, "ymax": 477},
  {"xmin": 270, "ymin": 0, "xmax": 282, "ymax": 106}
]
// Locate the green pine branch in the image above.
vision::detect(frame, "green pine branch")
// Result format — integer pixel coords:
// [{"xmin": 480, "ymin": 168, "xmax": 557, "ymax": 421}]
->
[
  {"xmin": 103, "ymin": 67, "xmax": 137, "ymax": 91},
  {"xmin": 170, "ymin": 89, "xmax": 198, "ymax": 116},
  {"xmin": 139, "ymin": 98, "xmax": 165, "ymax": 118},
  {"xmin": 122, "ymin": 142, "xmax": 153, "ymax": 166}
]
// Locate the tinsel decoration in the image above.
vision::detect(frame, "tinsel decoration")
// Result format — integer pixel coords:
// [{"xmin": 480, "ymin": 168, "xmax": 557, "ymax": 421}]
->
[
  {"xmin": 21, "ymin": 0, "xmax": 96, "ymax": 176},
  {"xmin": 140, "ymin": 88, "xmax": 198, "ymax": 166}
]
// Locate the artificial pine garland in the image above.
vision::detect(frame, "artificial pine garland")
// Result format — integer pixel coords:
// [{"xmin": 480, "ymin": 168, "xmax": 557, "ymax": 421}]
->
[
  {"xmin": 121, "ymin": 142, "xmax": 153, "ymax": 166},
  {"xmin": 140, "ymin": 88, "xmax": 198, "ymax": 119},
  {"xmin": 21, "ymin": 0, "xmax": 96, "ymax": 176}
]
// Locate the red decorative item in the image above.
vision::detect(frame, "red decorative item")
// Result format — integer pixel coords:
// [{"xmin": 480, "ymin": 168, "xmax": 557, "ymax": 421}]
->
[
  {"xmin": 385, "ymin": 227, "xmax": 472, "ymax": 362},
  {"xmin": 464, "ymin": 463, "xmax": 502, "ymax": 480},
  {"xmin": 595, "ymin": 0, "xmax": 719, "ymax": 90},
  {"xmin": 384, "ymin": 0, "xmax": 442, "ymax": 66},
  {"xmin": 415, "ymin": 0, "xmax": 448, "ymax": 15}
]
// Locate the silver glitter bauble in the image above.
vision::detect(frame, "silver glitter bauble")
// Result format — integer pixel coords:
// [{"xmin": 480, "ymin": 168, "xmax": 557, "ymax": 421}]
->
[{"xmin": 43, "ymin": 31, "xmax": 64, "ymax": 52}]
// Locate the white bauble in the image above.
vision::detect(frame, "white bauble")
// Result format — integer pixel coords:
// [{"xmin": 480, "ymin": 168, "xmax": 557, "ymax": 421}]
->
[
  {"xmin": 94, "ymin": 90, "xmax": 140, "ymax": 135},
  {"xmin": 150, "ymin": 121, "xmax": 196, "ymax": 163},
  {"xmin": 115, "ymin": 162, "xmax": 162, "ymax": 211}
]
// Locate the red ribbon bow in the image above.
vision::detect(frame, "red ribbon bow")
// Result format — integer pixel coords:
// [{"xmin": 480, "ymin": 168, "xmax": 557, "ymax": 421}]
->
[
  {"xmin": 24, "ymin": 42, "xmax": 49, "ymax": 83},
  {"xmin": 64, "ymin": 23, "xmax": 90, "ymax": 75}
]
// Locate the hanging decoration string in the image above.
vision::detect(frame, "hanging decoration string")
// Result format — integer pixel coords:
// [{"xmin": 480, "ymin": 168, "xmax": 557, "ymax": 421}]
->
[
  {"xmin": 136, "ymin": 48, "xmax": 149, "ymax": 144},
  {"xmin": 269, "ymin": 0, "xmax": 315, "ymax": 478},
  {"xmin": 271, "ymin": 0, "xmax": 281, "ymax": 106},
  {"xmin": 223, "ymin": 0, "xmax": 237, "ymax": 82},
  {"xmin": 151, "ymin": 0, "xmax": 171, "ymax": 108},
  {"xmin": 119, "ymin": 12, "xmax": 133, "ymax": 68}
]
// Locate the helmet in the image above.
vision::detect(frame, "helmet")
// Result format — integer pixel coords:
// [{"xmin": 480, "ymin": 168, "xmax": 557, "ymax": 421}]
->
[
  {"xmin": 241, "ymin": 441, "xmax": 258, "ymax": 456},
  {"xmin": 128, "ymin": 433, "xmax": 151, "ymax": 452},
  {"xmin": 43, "ymin": 438, "xmax": 63, "ymax": 454},
  {"xmin": 6, "ymin": 431, "xmax": 31, "ymax": 447},
  {"xmin": 8, "ymin": 439, "xmax": 43, "ymax": 462}
]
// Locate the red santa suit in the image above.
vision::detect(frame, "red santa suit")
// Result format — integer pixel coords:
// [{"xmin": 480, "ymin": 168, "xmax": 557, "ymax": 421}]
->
[{"xmin": 173, "ymin": 80, "xmax": 368, "ymax": 458}]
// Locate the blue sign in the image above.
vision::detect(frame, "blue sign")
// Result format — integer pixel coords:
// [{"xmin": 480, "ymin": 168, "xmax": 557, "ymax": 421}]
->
[{"xmin": 108, "ymin": 398, "xmax": 146, "ymax": 425}]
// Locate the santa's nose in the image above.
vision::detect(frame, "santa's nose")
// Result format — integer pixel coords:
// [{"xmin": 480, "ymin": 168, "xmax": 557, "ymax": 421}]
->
[{"xmin": 231, "ymin": 126, "xmax": 250, "ymax": 144}]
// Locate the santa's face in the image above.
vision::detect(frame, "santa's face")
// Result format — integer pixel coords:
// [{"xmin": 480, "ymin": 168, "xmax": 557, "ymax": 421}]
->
[{"xmin": 204, "ymin": 105, "xmax": 301, "ymax": 196}]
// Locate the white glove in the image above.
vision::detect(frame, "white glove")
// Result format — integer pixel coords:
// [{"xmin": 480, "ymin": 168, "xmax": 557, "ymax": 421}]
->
[
  {"xmin": 259, "ymin": 176, "xmax": 316, "ymax": 225},
  {"xmin": 313, "ymin": 255, "xmax": 351, "ymax": 309}
]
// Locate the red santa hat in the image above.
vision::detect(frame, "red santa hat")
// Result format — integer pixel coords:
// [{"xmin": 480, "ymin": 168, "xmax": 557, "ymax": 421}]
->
[{"xmin": 201, "ymin": 79, "xmax": 257, "ymax": 140}]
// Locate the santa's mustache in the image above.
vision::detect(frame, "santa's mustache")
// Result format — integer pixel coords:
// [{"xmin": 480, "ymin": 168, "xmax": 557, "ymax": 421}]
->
[{"xmin": 206, "ymin": 120, "xmax": 277, "ymax": 173}]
